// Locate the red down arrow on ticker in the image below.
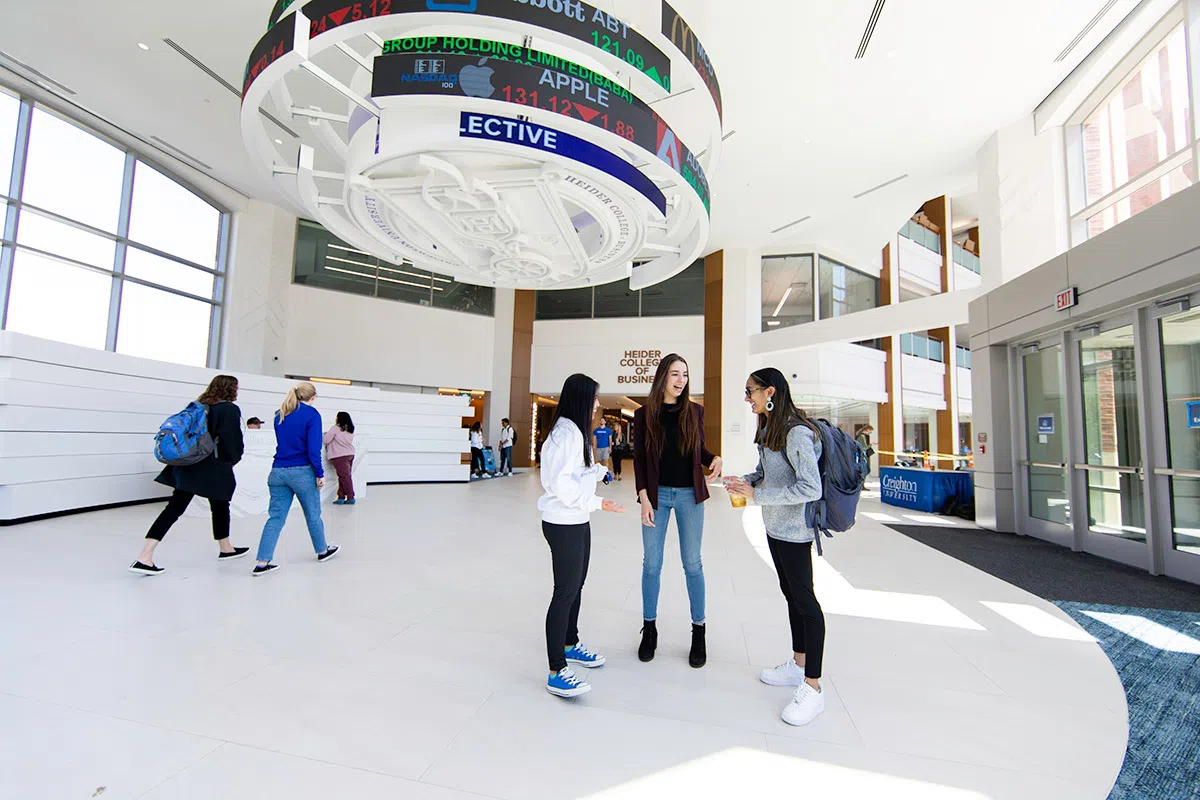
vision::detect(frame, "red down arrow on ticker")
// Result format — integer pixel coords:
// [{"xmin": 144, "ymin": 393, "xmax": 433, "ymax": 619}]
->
[
  {"xmin": 574, "ymin": 105, "xmax": 600, "ymax": 123},
  {"xmin": 328, "ymin": 7, "xmax": 352, "ymax": 25}
]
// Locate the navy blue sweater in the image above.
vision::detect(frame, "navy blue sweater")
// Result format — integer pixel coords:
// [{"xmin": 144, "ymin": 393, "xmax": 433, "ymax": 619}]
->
[{"xmin": 273, "ymin": 403, "xmax": 324, "ymax": 477}]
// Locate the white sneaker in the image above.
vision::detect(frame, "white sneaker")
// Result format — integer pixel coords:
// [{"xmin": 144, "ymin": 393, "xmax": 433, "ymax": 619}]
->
[
  {"xmin": 781, "ymin": 682, "xmax": 825, "ymax": 726},
  {"xmin": 759, "ymin": 659, "xmax": 806, "ymax": 686}
]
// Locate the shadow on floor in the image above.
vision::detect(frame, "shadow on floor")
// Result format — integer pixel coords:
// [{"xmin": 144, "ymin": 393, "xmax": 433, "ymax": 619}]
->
[{"xmin": 885, "ymin": 524, "xmax": 1200, "ymax": 612}]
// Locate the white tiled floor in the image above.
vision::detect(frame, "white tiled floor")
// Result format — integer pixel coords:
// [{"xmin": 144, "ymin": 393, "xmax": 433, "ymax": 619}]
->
[{"xmin": 0, "ymin": 475, "xmax": 1128, "ymax": 799}]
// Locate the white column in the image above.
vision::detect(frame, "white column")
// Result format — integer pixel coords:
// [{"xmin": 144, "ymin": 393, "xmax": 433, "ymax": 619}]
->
[
  {"xmin": 720, "ymin": 247, "xmax": 762, "ymax": 475},
  {"xmin": 485, "ymin": 288, "xmax": 515, "ymax": 443},
  {"xmin": 220, "ymin": 200, "xmax": 297, "ymax": 375},
  {"xmin": 976, "ymin": 118, "xmax": 1070, "ymax": 291}
]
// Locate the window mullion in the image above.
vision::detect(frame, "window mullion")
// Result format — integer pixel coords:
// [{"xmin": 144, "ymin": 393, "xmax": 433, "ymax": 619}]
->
[
  {"xmin": 106, "ymin": 153, "xmax": 135, "ymax": 352},
  {"xmin": 0, "ymin": 98, "xmax": 33, "ymax": 329},
  {"xmin": 1071, "ymin": 148, "xmax": 1193, "ymax": 222}
]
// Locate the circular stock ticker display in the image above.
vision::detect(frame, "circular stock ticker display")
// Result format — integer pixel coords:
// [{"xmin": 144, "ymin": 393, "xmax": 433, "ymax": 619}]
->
[{"xmin": 242, "ymin": 0, "xmax": 722, "ymax": 290}]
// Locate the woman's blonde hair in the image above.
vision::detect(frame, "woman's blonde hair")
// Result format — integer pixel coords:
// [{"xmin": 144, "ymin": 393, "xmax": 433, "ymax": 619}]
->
[{"xmin": 278, "ymin": 382, "xmax": 317, "ymax": 423}]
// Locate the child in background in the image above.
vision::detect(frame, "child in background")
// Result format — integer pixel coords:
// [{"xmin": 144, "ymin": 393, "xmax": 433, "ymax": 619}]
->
[{"xmin": 325, "ymin": 412, "xmax": 357, "ymax": 505}]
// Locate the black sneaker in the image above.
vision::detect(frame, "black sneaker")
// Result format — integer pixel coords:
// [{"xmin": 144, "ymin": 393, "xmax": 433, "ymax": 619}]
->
[
  {"xmin": 252, "ymin": 563, "xmax": 280, "ymax": 577},
  {"xmin": 218, "ymin": 547, "xmax": 250, "ymax": 560},
  {"xmin": 317, "ymin": 545, "xmax": 340, "ymax": 563},
  {"xmin": 128, "ymin": 561, "xmax": 164, "ymax": 576}
]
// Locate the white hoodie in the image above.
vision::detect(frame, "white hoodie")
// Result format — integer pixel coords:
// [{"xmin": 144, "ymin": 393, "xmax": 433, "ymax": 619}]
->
[{"xmin": 538, "ymin": 418, "xmax": 607, "ymax": 525}]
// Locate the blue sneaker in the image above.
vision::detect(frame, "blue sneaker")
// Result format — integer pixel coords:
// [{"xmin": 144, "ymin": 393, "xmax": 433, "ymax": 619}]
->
[
  {"xmin": 564, "ymin": 642, "xmax": 606, "ymax": 668},
  {"xmin": 345, "ymin": 498, "xmax": 356, "ymax": 505},
  {"xmin": 333, "ymin": 499, "xmax": 346, "ymax": 505},
  {"xmin": 547, "ymin": 667, "xmax": 591, "ymax": 698}
]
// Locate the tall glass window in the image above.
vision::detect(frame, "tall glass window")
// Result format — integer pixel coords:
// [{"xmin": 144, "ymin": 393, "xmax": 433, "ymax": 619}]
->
[
  {"xmin": 0, "ymin": 90, "xmax": 226, "ymax": 367},
  {"xmin": 0, "ymin": 89, "xmax": 19, "ymax": 195},
  {"xmin": 1071, "ymin": 23, "xmax": 1196, "ymax": 242},
  {"xmin": 819, "ymin": 256, "xmax": 878, "ymax": 319},
  {"xmin": 292, "ymin": 219, "xmax": 494, "ymax": 316},
  {"xmin": 532, "ymin": 260, "xmax": 705, "ymax": 320},
  {"xmin": 1159, "ymin": 309, "xmax": 1200, "ymax": 555},
  {"xmin": 761, "ymin": 254, "xmax": 814, "ymax": 331}
]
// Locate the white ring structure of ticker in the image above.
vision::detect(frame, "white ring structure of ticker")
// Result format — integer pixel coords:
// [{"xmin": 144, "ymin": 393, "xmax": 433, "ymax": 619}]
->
[{"xmin": 241, "ymin": 5, "xmax": 720, "ymax": 290}]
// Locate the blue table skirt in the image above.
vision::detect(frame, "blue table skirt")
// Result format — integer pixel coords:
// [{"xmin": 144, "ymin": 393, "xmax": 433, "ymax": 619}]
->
[{"xmin": 879, "ymin": 467, "xmax": 974, "ymax": 513}]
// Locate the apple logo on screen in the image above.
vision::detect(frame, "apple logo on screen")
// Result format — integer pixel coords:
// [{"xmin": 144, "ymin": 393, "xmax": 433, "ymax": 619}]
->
[{"xmin": 459, "ymin": 58, "xmax": 495, "ymax": 98}]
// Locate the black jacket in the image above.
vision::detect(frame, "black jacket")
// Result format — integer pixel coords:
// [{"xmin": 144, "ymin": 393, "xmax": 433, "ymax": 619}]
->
[{"xmin": 155, "ymin": 401, "xmax": 245, "ymax": 501}]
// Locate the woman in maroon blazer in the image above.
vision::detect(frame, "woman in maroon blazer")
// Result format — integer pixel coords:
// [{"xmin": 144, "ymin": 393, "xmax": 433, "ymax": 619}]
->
[{"xmin": 633, "ymin": 354, "xmax": 723, "ymax": 667}]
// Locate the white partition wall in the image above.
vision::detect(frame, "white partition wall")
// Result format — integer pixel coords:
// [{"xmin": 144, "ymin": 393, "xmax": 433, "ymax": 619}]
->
[{"xmin": 0, "ymin": 332, "xmax": 470, "ymax": 522}]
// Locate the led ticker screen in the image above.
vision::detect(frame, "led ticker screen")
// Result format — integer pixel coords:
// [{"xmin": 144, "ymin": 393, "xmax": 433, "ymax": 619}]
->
[
  {"xmin": 662, "ymin": 1, "xmax": 722, "ymax": 121},
  {"xmin": 244, "ymin": 13, "xmax": 296, "ymax": 95},
  {"xmin": 267, "ymin": 0, "xmax": 299, "ymax": 28},
  {"xmin": 371, "ymin": 45, "xmax": 708, "ymax": 211},
  {"xmin": 278, "ymin": 0, "xmax": 670, "ymax": 91}
]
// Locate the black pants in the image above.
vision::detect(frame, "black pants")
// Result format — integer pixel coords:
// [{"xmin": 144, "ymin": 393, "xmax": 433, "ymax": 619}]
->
[
  {"xmin": 146, "ymin": 489, "xmax": 230, "ymax": 542},
  {"xmin": 767, "ymin": 536, "xmax": 825, "ymax": 679},
  {"xmin": 471, "ymin": 447, "xmax": 485, "ymax": 473},
  {"xmin": 612, "ymin": 454, "xmax": 623, "ymax": 475},
  {"xmin": 543, "ymin": 520, "xmax": 591, "ymax": 672}
]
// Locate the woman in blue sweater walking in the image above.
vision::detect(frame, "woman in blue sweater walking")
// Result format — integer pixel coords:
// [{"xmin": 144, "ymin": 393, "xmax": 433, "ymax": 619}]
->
[{"xmin": 253, "ymin": 382, "xmax": 339, "ymax": 576}]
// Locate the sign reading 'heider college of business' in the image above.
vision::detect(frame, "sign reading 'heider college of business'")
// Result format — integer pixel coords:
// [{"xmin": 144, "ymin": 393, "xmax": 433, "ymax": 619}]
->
[{"xmin": 618, "ymin": 350, "xmax": 662, "ymax": 384}]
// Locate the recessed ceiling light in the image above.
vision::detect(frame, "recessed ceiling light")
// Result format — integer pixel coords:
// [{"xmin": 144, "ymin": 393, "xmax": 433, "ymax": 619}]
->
[
  {"xmin": 137, "ymin": 42, "xmax": 150, "ymax": 51},
  {"xmin": 887, "ymin": 50, "xmax": 898, "ymax": 59},
  {"xmin": 804, "ymin": 139, "xmax": 812, "ymax": 145},
  {"xmin": 274, "ymin": 138, "xmax": 283, "ymax": 144}
]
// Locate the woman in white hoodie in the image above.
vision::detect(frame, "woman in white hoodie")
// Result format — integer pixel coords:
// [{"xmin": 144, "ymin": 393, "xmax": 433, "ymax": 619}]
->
[{"xmin": 538, "ymin": 373, "xmax": 625, "ymax": 698}]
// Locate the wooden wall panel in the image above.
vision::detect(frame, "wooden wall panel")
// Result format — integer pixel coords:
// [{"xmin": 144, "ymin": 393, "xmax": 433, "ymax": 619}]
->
[
  {"xmin": 509, "ymin": 290, "xmax": 536, "ymax": 467},
  {"xmin": 703, "ymin": 251, "xmax": 724, "ymax": 451}
]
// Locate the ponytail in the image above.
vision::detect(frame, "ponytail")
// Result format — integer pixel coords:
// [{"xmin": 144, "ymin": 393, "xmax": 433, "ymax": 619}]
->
[{"xmin": 278, "ymin": 382, "xmax": 317, "ymax": 423}]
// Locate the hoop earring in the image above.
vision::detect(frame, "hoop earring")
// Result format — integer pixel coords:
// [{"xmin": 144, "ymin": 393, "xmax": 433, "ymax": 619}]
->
[{"xmin": 765, "ymin": 399, "xmax": 775, "ymax": 412}]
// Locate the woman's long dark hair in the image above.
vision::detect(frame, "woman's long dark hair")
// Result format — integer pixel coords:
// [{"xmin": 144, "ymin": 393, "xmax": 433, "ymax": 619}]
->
[
  {"xmin": 336, "ymin": 411, "xmax": 355, "ymax": 433},
  {"xmin": 551, "ymin": 373, "xmax": 599, "ymax": 467},
  {"xmin": 750, "ymin": 367, "xmax": 817, "ymax": 451},
  {"xmin": 645, "ymin": 353, "xmax": 699, "ymax": 460},
  {"xmin": 470, "ymin": 421, "xmax": 482, "ymax": 433},
  {"xmin": 197, "ymin": 375, "xmax": 238, "ymax": 405}
]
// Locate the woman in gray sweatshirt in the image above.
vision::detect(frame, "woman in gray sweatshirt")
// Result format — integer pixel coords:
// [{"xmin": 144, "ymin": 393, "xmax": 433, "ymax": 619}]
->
[{"xmin": 724, "ymin": 366, "xmax": 827, "ymax": 728}]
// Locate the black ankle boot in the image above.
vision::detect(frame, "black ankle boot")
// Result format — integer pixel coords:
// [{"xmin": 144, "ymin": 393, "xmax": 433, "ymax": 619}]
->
[
  {"xmin": 638, "ymin": 620, "xmax": 658, "ymax": 662},
  {"xmin": 689, "ymin": 623, "xmax": 707, "ymax": 668}
]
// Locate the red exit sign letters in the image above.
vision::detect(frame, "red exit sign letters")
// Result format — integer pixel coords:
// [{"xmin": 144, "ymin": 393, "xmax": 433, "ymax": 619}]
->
[{"xmin": 1055, "ymin": 287, "xmax": 1077, "ymax": 312}]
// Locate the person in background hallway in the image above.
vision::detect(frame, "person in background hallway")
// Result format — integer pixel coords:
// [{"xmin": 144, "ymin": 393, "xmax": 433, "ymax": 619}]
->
[
  {"xmin": 130, "ymin": 375, "xmax": 249, "ymax": 575},
  {"xmin": 470, "ymin": 422, "xmax": 487, "ymax": 478},
  {"xmin": 593, "ymin": 418, "xmax": 614, "ymax": 472},
  {"xmin": 253, "ymin": 382, "xmax": 338, "ymax": 576},
  {"xmin": 725, "ymin": 367, "xmax": 828, "ymax": 727},
  {"xmin": 246, "ymin": 417, "xmax": 264, "ymax": 430},
  {"xmin": 325, "ymin": 411, "xmax": 357, "ymax": 505},
  {"xmin": 633, "ymin": 354, "xmax": 722, "ymax": 668},
  {"xmin": 539, "ymin": 373, "xmax": 625, "ymax": 697},
  {"xmin": 856, "ymin": 424, "xmax": 875, "ymax": 475},
  {"xmin": 498, "ymin": 417, "xmax": 515, "ymax": 476},
  {"xmin": 611, "ymin": 431, "xmax": 625, "ymax": 481}
]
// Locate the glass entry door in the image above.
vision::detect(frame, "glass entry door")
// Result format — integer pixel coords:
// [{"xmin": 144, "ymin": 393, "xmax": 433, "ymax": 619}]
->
[
  {"xmin": 1146, "ymin": 299, "xmax": 1200, "ymax": 583},
  {"xmin": 1072, "ymin": 317, "xmax": 1151, "ymax": 569},
  {"xmin": 1018, "ymin": 340, "xmax": 1073, "ymax": 546}
]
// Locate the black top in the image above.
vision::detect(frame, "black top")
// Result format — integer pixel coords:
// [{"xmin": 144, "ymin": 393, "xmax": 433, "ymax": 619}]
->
[
  {"xmin": 658, "ymin": 404, "xmax": 694, "ymax": 488},
  {"xmin": 155, "ymin": 401, "xmax": 245, "ymax": 502}
]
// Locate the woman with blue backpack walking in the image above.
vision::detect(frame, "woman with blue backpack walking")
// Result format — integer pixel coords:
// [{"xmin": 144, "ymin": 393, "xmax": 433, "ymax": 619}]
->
[
  {"xmin": 724, "ymin": 367, "xmax": 829, "ymax": 727},
  {"xmin": 252, "ymin": 382, "xmax": 339, "ymax": 576},
  {"xmin": 130, "ymin": 375, "xmax": 249, "ymax": 575}
]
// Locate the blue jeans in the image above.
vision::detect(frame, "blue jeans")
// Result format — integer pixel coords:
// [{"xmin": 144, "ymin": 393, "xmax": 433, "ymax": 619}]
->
[
  {"xmin": 642, "ymin": 485, "xmax": 705, "ymax": 624},
  {"xmin": 256, "ymin": 466, "xmax": 327, "ymax": 562},
  {"xmin": 499, "ymin": 446, "xmax": 513, "ymax": 473}
]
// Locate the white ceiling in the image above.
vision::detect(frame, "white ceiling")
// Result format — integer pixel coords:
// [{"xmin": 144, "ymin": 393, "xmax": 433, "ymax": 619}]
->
[{"xmin": 0, "ymin": 0, "xmax": 1131, "ymax": 270}]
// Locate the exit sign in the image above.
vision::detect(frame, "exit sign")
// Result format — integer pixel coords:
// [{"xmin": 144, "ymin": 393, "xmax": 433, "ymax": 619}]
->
[{"xmin": 1055, "ymin": 288, "xmax": 1077, "ymax": 312}]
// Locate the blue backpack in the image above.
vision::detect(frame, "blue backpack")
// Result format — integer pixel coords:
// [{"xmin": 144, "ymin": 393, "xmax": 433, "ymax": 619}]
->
[
  {"xmin": 154, "ymin": 402, "xmax": 215, "ymax": 466},
  {"xmin": 787, "ymin": 419, "xmax": 869, "ymax": 555}
]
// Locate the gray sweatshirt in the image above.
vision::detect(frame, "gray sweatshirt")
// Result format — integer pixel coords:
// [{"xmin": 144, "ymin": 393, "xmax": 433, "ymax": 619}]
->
[{"xmin": 743, "ymin": 424, "xmax": 823, "ymax": 543}]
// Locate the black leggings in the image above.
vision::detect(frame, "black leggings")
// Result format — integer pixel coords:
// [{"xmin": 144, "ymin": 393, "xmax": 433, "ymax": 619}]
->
[
  {"xmin": 767, "ymin": 536, "xmax": 825, "ymax": 679},
  {"xmin": 146, "ymin": 489, "xmax": 230, "ymax": 542},
  {"xmin": 471, "ymin": 447, "xmax": 485, "ymax": 473},
  {"xmin": 543, "ymin": 520, "xmax": 591, "ymax": 672}
]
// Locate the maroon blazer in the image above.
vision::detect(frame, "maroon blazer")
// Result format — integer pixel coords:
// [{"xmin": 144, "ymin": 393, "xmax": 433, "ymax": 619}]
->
[{"xmin": 633, "ymin": 403, "xmax": 717, "ymax": 510}]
